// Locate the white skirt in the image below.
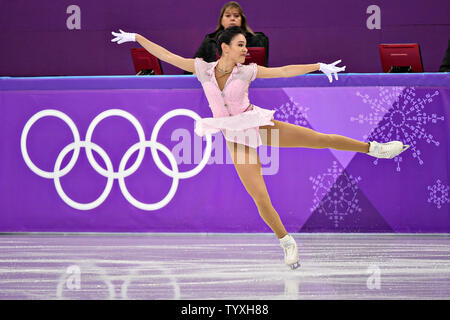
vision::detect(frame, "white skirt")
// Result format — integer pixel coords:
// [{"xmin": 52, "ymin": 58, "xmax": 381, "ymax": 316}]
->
[{"xmin": 195, "ymin": 105, "xmax": 276, "ymax": 148}]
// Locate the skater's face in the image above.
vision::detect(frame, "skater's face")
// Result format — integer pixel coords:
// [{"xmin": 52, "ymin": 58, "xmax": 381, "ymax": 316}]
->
[
  {"xmin": 222, "ymin": 34, "xmax": 247, "ymax": 64},
  {"xmin": 221, "ymin": 7, "xmax": 242, "ymax": 29}
]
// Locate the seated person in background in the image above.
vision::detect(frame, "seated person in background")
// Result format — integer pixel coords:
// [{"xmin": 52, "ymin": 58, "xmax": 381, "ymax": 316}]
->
[
  {"xmin": 185, "ymin": 1, "xmax": 268, "ymax": 74},
  {"xmin": 439, "ymin": 38, "xmax": 450, "ymax": 72}
]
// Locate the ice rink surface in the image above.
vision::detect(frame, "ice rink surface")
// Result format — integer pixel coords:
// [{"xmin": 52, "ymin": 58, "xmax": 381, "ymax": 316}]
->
[{"xmin": 0, "ymin": 233, "xmax": 449, "ymax": 300}]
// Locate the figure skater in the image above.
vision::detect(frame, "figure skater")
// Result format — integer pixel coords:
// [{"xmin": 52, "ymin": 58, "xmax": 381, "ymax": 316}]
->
[{"xmin": 111, "ymin": 26, "xmax": 409, "ymax": 269}]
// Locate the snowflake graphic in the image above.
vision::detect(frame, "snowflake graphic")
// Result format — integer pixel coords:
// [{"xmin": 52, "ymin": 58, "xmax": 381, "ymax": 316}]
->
[
  {"xmin": 274, "ymin": 96, "xmax": 309, "ymax": 126},
  {"xmin": 351, "ymin": 87, "xmax": 444, "ymax": 172},
  {"xmin": 309, "ymin": 161, "xmax": 362, "ymax": 228},
  {"xmin": 427, "ymin": 179, "xmax": 450, "ymax": 210}
]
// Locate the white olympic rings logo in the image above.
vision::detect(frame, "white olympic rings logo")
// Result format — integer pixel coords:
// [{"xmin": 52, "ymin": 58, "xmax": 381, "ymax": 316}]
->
[{"xmin": 20, "ymin": 109, "xmax": 212, "ymax": 211}]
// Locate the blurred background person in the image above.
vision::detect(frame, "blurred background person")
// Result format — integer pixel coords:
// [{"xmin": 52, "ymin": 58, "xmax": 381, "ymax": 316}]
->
[{"xmin": 185, "ymin": 1, "xmax": 269, "ymax": 74}]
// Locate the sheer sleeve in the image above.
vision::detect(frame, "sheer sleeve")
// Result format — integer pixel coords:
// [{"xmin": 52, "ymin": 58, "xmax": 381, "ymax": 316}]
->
[
  {"xmin": 194, "ymin": 58, "xmax": 209, "ymax": 83},
  {"xmin": 249, "ymin": 63, "xmax": 258, "ymax": 82}
]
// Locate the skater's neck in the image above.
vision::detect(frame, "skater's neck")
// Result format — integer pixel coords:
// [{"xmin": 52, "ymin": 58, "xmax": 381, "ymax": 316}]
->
[{"xmin": 216, "ymin": 57, "xmax": 236, "ymax": 74}]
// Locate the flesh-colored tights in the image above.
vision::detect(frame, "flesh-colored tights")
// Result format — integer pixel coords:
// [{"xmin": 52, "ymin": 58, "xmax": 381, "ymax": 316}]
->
[{"xmin": 226, "ymin": 120, "xmax": 370, "ymax": 239}]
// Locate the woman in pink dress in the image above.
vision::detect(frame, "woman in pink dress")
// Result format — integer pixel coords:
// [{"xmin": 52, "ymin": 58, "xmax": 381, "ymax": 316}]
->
[{"xmin": 112, "ymin": 27, "xmax": 409, "ymax": 269}]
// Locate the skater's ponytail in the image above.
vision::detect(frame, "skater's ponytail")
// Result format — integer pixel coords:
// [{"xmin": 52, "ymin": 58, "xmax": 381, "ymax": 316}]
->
[{"xmin": 216, "ymin": 26, "xmax": 245, "ymax": 56}]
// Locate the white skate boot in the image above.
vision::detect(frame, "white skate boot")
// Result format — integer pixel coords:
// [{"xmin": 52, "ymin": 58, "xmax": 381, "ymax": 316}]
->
[
  {"xmin": 280, "ymin": 234, "xmax": 300, "ymax": 270},
  {"xmin": 367, "ymin": 141, "xmax": 410, "ymax": 159}
]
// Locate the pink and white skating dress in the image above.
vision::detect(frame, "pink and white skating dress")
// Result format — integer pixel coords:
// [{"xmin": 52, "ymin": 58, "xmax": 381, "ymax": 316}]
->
[{"xmin": 193, "ymin": 58, "xmax": 275, "ymax": 148}]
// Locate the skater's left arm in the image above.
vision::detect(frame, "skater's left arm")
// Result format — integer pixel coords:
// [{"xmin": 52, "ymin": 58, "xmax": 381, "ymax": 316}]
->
[
  {"xmin": 256, "ymin": 64, "xmax": 320, "ymax": 78},
  {"xmin": 256, "ymin": 60, "xmax": 346, "ymax": 83}
]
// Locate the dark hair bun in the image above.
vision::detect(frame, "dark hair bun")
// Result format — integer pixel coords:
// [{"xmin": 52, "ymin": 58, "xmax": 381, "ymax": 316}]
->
[{"xmin": 216, "ymin": 26, "xmax": 245, "ymax": 56}]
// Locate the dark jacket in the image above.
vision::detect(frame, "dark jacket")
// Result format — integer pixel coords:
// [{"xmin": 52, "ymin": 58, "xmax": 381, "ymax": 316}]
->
[
  {"xmin": 439, "ymin": 38, "xmax": 450, "ymax": 72},
  {"xmin": 185, "ymin": 30, "xmax": 269, "ymax": 74}
]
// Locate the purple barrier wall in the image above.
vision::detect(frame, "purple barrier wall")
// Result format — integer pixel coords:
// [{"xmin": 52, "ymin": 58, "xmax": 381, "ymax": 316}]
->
[
  {"xmin": 1, "ymin": 74, "xmax": 449, "ymax": 233},
  {"xmin": 1, "ymin": 0, "xmax": 450, "ymax": 76}
]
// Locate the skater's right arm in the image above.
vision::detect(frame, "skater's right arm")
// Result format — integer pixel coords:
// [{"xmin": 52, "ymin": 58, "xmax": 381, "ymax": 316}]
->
[
  {"xmin": 135, "ymin": 34, "xmax": 195, "ymax": 73},
  {"xmin": 111, "ymin": 30, "xmax": 195, "ymax": 73}
]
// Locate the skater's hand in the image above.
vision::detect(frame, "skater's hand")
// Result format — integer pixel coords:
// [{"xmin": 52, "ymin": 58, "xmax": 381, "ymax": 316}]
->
[
  {"xmin": 111, "ymin": 29, "xmax": 136, "ymax": 44},
  {"xmin": 318, "ymin": 60, "xmax": 346, "ymax": 83}
]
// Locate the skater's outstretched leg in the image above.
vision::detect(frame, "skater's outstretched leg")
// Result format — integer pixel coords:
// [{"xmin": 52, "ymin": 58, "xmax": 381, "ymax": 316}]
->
[
  {"xmin": 260, "ymin": 120, "xmax": 410, "ymax": 158},
  {"xmin": 260, "ymin": 120, "xmax": 370, "ymax": 152}
]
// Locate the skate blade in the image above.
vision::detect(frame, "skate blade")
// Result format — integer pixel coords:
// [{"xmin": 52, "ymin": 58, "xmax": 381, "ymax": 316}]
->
[{"xmin": 289, "ymin": 261, "xmax": 300, "ymax": 270}]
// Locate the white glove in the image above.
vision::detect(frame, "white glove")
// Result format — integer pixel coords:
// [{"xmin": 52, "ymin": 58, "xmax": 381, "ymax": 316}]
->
[
  {"xmin": 318, "ymin": 60, "xmax": 346, "ymax": 83},
  {"xmin": 111, "ymin": 29, "xmax": 136, "ymax": 44}
]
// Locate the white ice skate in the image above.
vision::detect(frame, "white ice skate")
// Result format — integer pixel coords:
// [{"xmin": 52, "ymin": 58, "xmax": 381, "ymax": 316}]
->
[
  {"xmin": 280, "ymin": 234, "xmax": 300, "ymax": 270},
  {"xmin": 367, "ymin": 141, "xmax": 410, "ymax": 159}
]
